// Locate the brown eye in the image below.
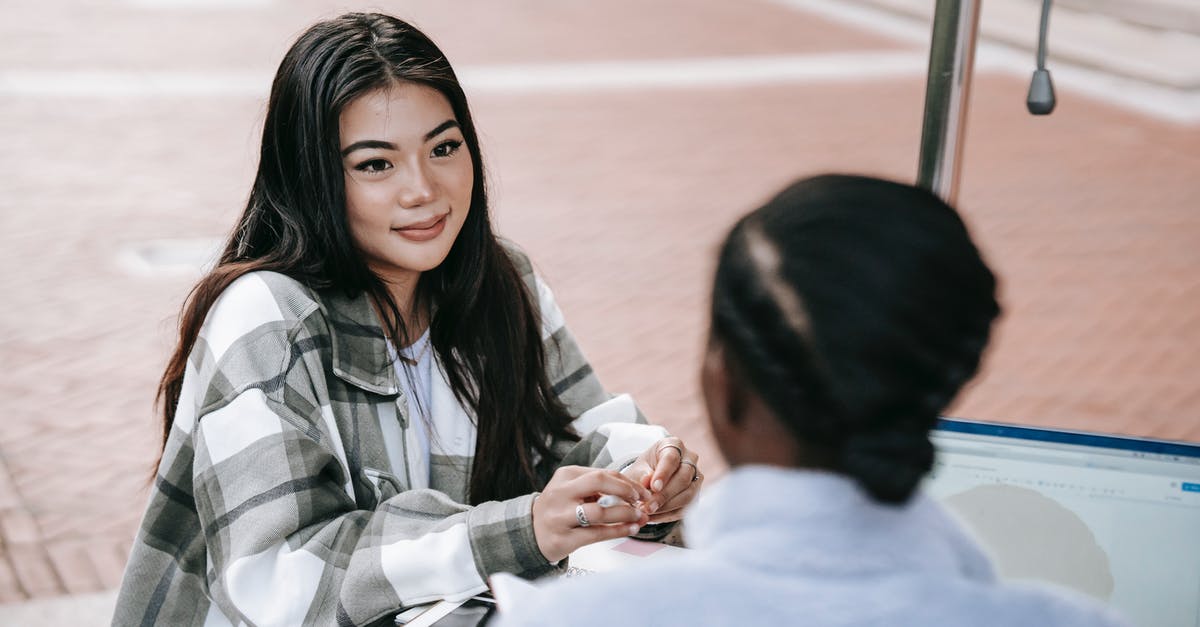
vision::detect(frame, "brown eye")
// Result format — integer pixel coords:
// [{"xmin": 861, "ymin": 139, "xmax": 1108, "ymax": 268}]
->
[
  {"xmin": 354, "ymin": 159, "xmax": 392, "ymax": 173},
  {"xmin": 431, "ymin": 140, "xmax": 462, "ymax": 158}
]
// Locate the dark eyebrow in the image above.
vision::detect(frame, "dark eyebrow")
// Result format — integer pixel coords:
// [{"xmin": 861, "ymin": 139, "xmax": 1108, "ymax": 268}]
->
[
  {"xmin": 341, "ymin": 140, "xmax": 395, "ymax": 157},
  {"xmin": 339, "ymin": 120, "xmax": 461, "ymax": 157},
  {"xmin": 424, "ymin": 119, "xmax": 460, "ymax": 141}
]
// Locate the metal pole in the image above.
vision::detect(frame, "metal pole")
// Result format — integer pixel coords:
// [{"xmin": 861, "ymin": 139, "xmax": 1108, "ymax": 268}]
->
[{"xmin": 917, "ymin": 0, "xmax": 983, "ymax": 205}]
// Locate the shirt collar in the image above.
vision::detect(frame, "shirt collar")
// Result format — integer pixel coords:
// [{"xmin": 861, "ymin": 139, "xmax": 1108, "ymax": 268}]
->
[{"xmin": 320, "ymin": 288, "xmax": 400, "ymax": 396}]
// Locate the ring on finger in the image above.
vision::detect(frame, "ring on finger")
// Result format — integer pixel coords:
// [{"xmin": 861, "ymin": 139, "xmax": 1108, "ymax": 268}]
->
[
  {"xmin": 575, "ymin": 504, "xmax": 590, "ymax": 528},
  {"xmin": 680, "ymin": 458, "xmax": 700, "ymax": 482},
  {"xmin": 655, "ymin": 443, "xmax": 683, "ymax": 461}
]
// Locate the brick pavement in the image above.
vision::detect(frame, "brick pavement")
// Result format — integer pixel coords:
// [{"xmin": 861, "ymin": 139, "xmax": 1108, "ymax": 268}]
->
[{"xmin": 1, "ymin": 0, "xmax": 1199, "ymax": 611}]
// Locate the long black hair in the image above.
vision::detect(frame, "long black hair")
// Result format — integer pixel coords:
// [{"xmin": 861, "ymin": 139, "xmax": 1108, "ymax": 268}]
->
[
  {"xmin": 710, "ymin": 174, "xmax": 1000, "ymax": 503},
  {"xmin": 158, "ymin": 13, "xmax": 577, "ymax": 504}
]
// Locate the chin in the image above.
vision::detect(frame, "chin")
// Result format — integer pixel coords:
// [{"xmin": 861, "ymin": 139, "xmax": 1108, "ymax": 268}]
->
[{"xmin": 395, "ymin": 250, "xmax": 452, "ymax": 273}]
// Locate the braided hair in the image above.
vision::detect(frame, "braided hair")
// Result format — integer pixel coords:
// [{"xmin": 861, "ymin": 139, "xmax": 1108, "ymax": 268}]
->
[{"xmin": 710, "ymin": 174, "xmax": 1000, "ymax": 504}]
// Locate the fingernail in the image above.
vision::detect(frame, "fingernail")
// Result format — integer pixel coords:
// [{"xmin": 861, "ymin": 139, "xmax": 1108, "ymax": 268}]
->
[
  {"xmin": 649, "ymin": 501, "xmax": 660, "ymax": 514},
  {"xmin": 628, "ymin": 524, "xmax": 641, "ymax": 534},
  {"xmin": 652, "ymin": 479, "xmax": 663, "ymax": 492}
]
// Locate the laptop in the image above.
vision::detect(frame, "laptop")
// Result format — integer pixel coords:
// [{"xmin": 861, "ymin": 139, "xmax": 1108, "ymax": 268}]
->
[{"xmin": 925, "ymin": 418, "xmax": 1200, "ymax": 627}]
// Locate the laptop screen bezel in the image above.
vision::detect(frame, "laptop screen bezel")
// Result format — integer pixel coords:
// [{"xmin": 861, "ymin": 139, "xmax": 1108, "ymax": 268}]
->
[{"xmin": 935, "ymin": 417, "xmax": 1200, "ymax": 459}]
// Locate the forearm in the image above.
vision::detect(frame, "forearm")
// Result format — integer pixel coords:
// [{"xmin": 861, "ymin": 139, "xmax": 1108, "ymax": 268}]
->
[
  {"xmin": 194, "ymin": 400, "xmax": 552, "ymax": 625},
  {"xmin": 556, "ymin": 405, "xmax": 670, "ymax": 469},
  {"xmin": 204, "ymin": 488, "xmax": 555, "ymax": 625}
]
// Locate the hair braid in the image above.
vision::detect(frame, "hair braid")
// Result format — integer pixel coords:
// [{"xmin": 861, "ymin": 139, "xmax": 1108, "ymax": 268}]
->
[{"xmin": 710, "ymin": 174, "xmax": 1000, "ymax": 504}]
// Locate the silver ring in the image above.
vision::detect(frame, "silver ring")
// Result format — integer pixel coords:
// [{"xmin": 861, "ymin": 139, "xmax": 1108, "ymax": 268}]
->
[
  {"xmin": 575, "ymin": 504, "xmax": 590, "ymax": 527},
  {"xmin": 655, "ymin": 444, "xmax": 683, "ymax": 461},
  {"xmin": 680, "ymin": 459, "xmax": 699, "ymax": 482}
]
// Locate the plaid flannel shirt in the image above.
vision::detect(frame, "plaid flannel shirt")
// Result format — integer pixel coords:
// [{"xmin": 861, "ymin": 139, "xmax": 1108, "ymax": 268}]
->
[{"xmin": 113, "ymin": 246, "xmax": 668, "ymax": 626}]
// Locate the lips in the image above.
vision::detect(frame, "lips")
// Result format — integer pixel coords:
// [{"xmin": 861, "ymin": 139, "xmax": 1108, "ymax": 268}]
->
[{"xmin": 393, "ymin": 214, "xmax": 448, "ymax": 242}]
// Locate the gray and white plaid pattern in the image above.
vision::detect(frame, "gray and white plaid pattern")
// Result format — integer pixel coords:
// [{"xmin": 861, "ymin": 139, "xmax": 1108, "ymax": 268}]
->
[{"xmin": 112, "ymin": 245, "xmax": 668, "ymax": 626}]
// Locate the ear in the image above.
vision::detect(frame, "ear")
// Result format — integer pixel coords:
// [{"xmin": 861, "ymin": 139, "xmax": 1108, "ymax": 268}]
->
[
  {"xmin": 702, "ymin": 336, "xmax": 806, "ymax": 469},
  {"xmin": 701, "ymin": 339, "xmax": 743, "ymax": 441},
  {"xmin": 700, "ymin": 340, "xmax": 727, "ymax": 425}
]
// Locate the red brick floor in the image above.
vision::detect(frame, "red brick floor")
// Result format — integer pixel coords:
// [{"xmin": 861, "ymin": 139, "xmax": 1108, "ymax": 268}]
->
[{"xmin": 1, "ymin": 0, "xmax": 1198, "ymax": 605}]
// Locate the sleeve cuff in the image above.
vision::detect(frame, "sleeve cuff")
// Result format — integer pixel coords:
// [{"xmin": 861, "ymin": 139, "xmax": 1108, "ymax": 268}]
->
[{"xmin": 466, "ymin": 493, "xmax": 559, "ymax": 580}]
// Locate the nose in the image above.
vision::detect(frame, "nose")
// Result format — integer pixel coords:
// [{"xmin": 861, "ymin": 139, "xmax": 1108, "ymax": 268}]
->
[{"xmin": 397, "ymin": 160, "xmax": 436, "ymax": 209}]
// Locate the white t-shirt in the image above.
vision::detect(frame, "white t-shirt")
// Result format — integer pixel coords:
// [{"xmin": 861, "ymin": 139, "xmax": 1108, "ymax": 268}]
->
[{"xmin": 384, "ymin": 329, "xmax": 434, "ymax": 484}]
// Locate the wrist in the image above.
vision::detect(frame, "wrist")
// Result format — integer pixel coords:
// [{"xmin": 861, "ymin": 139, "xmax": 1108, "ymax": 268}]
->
[{"xmin": 466, "ymin": 493, "xmax": 553, "ymax": 578}]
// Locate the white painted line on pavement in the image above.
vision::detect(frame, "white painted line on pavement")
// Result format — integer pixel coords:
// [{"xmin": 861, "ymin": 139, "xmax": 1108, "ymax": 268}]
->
[
  {"xmin": 0, "ymin": 70, "xmax": 268, "ymax": 97},
  {"xmin": 774, "ymin": 0, "xmax": 1200, "ymax": 124},
  {"xmin": 774, "ymin": 0, "xmax": 936, "ymax": 47},
  {"xmin": 459, "ymin": 52, "xmax": 933, "ymax": 91},
  {"xmin": 128, "ymin": 0, "xmax": 271, "ymax": 7},
  {"xmin": 6, "ymin": 40, "xmax": 1195, "ymax": 123},
  {"xmin": 0, "ymin": 51, "xmax": 931, "ymax": 100},
  {"xmin": 116, "ymin": 237, "xmax": 223, "ymax": 277}
]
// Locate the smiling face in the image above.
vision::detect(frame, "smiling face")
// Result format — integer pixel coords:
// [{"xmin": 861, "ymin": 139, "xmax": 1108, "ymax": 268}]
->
[{"xmin": 339, "ymin": 82, "xmax": 474, "ymax": 292}]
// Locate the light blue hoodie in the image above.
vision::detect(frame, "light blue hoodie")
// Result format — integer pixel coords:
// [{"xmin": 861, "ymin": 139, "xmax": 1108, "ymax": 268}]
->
[{"xmin": 495, "ymin": 465, "xmax": 1130, "ymax": 627}]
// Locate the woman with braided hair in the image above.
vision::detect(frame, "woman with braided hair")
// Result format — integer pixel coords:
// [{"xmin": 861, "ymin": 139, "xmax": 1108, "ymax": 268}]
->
[{"xmin": 496, "ymin": 174, "xmax": 1128, "ymax": 626}]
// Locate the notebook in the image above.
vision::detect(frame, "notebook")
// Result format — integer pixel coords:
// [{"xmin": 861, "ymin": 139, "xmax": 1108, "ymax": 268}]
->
[{"xmin": 925, "ymin": 418, "xmax": 1200, "ymax": 627}]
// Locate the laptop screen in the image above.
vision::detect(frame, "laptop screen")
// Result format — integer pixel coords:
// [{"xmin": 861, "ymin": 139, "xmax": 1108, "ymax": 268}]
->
[{"xmin": 925, "ymin": 418, "xmax": 1200, "ymax": 627}]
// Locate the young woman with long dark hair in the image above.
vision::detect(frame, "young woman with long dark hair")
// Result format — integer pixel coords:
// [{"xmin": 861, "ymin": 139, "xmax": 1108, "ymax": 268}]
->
[
  {"xmin": 113, "ymin": 13, "xmax": 701, "ymax": 626},
  {"xmin": 496, "ymin": 175, "xmax": 1128, "ymax": 626}
]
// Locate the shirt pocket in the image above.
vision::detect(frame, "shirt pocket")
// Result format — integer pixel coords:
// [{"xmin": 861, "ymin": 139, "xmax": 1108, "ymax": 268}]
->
[{"xmin": 362, "ymin": 467, "xmax": 404, "ymax": 506}]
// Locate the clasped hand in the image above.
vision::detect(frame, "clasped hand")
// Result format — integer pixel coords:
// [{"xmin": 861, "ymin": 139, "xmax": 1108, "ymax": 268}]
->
[{"xmin": 532, "ymin": 437, "xmax": 703, "ymax": 563}]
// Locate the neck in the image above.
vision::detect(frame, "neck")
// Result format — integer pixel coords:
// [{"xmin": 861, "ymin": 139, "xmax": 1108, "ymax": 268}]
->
[
  {"xmin": 718, "ymin": 394, "xmax": 837, "ymax": 471},
  {"xmin": 372, "ymin": 267, "xmax": 427, "ymax": 345},
  {"xmin": 717, "ymin": 396, "xmax": 803, "ymax": 468}
]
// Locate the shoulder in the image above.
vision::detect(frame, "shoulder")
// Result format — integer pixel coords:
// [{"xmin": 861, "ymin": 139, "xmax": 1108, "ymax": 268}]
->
[
  {"xmin": 498, "ymin": 557, "xmax": 707, "ymax": 626},
  {"xmin": 495, "ymin": 238, "xmax": 564, "ymax": 329},
  {"xmin": 997, "ymin": 583, "xmax": 1130, "ymax": 626},
  {"xmin": 199, "ymin": 271, "xmax": 322, "ymax": 364},
  {"xmin": 497, "ymin": 237, "xmax": 535, "ymax": 279},
  {"xmin": 209, "ymin": 271, "xmax": 319, "ymax": 320},
  {"xmin": 497, "ymin": 578, "xmax": 638, "ymax": 627},
  {"xmin": 926, "ymin": 579, "xmax": 1130, "ymax": 627}
]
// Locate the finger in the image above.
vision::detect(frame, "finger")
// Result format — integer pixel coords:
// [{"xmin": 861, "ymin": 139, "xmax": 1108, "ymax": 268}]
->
[
  {"xmin": 548, "ymin": 465, "xmax": 591, "ymax": 484},
  {"xmin": 646, "ymin": 458, "xmax": 699, "ymax": 514},
  {"xmin": 575, "ymin": 502, "xmax": 648, "ymax": 528},
  {"xmin": 649, "ymin": 441, "xmax": 684, "ymax": 493},
  {"xmin": 654, "ymin": 458, "xmax": 698, "ymax": 509},
  {"xmin": 568, "ymin": 469, "xmax": 651, "ymax": 504},
  {"xmin": 617, "ymin": 461, "xmax": 652, "ymax": 496},
  {"xmin": 647, "ymin": 509, "xmax": 686, "ymax": 524},
  {"xmin": 650, "ymin": 477, "xmax": 702, "ymax": 517},
  {"xmin": 595, "ymin": 494, "xmax": 621, "ymax": 508},
  {"xmin": 570, "ymin": 521, "xmax": 644, "ymax": 546}
]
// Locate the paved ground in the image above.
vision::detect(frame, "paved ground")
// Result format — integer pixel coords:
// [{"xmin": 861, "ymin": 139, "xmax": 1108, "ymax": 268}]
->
[{"xmin": 1, "ymin": 0, "xmax": 1198, "ymax": 621}]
